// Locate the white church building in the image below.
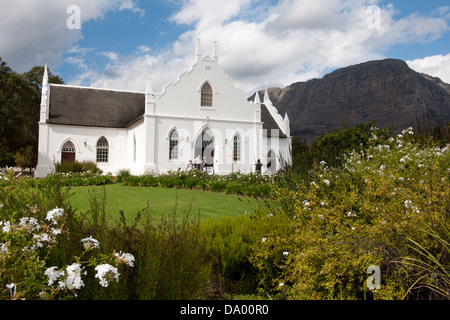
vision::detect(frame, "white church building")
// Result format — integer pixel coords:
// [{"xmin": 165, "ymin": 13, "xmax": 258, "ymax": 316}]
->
[{"xmin": 35, "ymin": 41, "xmax": 291, "ymax": 177}]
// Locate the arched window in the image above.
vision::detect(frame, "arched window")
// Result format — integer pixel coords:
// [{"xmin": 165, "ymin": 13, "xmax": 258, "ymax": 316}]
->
[
  {"xmin": 169, "ymin": 129, "xmax": 179, "ymax": 160},
  {"xmin": 96, "ymin": 136, "xmax": 109, "ymax": 163},
  {"xmin": 233, "ymin": 134, "xmax": 241, "ymax": 162},
  {"xmin": 61, "ymin": 140, "xmax": 75, "ymax": 163},
  {"xmin": 201, "ymin": 82, "xmax": 213, "ymax": 107}
]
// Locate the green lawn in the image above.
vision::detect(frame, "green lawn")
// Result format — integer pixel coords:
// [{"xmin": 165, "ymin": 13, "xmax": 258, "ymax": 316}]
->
[{"xmin": 67, "ymin": 184, "xmax": 263, "ymax": 222}]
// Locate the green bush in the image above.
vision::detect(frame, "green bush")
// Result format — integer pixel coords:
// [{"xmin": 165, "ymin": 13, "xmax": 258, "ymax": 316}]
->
[
  {"xmin": 133, "ymin": 209, "xmax": 212, "ymax": 300},
  {"xmin": 55, "ymin": 160, "xmax": 101, "ymax": 174},
  {"xmin": 248, "ymin": 127, "xmax": 450, "ymax": 299},
  {"xmin": 0, "ymin": 175, "xmax": 214, "ymax": 300},
  {"xmin": 3, "ymin": 123, "xmax": 449, "ymax": 300},
  {"xmin": 119, "ymin": 170, "xmax": 276, "ymax": 198}
]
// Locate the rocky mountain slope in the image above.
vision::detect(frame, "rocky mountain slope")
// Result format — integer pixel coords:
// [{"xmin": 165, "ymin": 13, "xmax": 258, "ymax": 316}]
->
[{"xmin": 252, "ymin": 59, "xmax": 450, "ymax": 143}]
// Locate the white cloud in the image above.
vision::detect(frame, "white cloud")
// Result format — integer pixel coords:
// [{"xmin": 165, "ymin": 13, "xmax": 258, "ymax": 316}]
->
[
  {"xmin": 150, "ymin": 0, "xmax": 449, "ymax": 93},
  {"xmin": 0, "ymin": 0, "xmax": 144, "ymax": 72},
  {"xmin": 163, "ymin": 0, "xmax": 449, "ymax": 92},
  {"xmin": 407, "ymin": 53, "xmax": 450, "ymax": 83},
  {"xmin": 6, "ymin": 0, "xmax": 448, "ymax": 96},
  {"xmin": 170, "ymin": 0, "xmax": 254, "ymax": 30}
]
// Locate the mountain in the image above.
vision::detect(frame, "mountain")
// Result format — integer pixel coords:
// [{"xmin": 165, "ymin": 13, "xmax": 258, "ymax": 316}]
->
[{"xmin": 252, "ymin": 59, "xmax": 450, "ymax": 143}]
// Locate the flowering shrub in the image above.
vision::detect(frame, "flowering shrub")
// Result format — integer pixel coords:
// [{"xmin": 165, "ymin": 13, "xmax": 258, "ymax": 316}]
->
[
  {"xmin": 2, "ymin": 124, "xmax": 448, "ymax": 300},
  {"xmin": 0, "ymin": 171, "xmax": 114, "ymax": 190},
  {"xmin": 0, "ymin": 201, "xmax": 134, "ymax": 299},
  {"xmin": 249, "ymin": 127, "xmax": 450, "ymax": 299},
  {"xmin": 0, "ymin": 172, "xmax": 215, "ymax": 300}
]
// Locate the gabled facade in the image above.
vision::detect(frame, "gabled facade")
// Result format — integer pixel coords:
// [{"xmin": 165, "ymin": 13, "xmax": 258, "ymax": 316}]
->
[{"xmin": 35, "ymin": 41, "xmax": 291, "ymax": 177}]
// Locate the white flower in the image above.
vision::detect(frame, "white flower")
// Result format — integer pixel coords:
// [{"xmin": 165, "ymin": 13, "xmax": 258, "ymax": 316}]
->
[
  {"xmin": 81, "ymin": 236, "xmax": 100, "ymax": 251},
  {"xmin": 33, "ymin": 233, "xmax": 52, "ymax": 247},
  {"xmin": 6, "ymin": 283, "xmax": 15, "ymax": 298},
  {"xmin": 262, "ymin": 238, "xmax": 266, "ymax": 242},
  {"xmin": 279, "ymin": 282, "xmax": 284, "ymax": 287},
  {"xmin": 323, "ymin": 179, "xmax": 330, "ymax": 185},
  {"xmin": 46, "ymin": 208, "xmax": 65, "ymax": 225},
  {"xmin": 95, "ymin": 264, "xmax": 119, "ymax": 287},
  {"xmin": 19, "ymin": 217, "xmax": 40, "ymax": 232},
  {"xmin": 0, "ymin": 243, "xmax": 8, "ymax": 254},
  {"xmin": 6, "ymin": 283, "xmax": 15, "ymax": 290},
  {"xmin": 50, "ymin": 228, "xmax": 61, "ymax": 236},
  {"xmin": 44, "ymin": 267, "xmax": 65, "ymax": 286},
  {"xmin": 1, "ymin": 221, "xmax": 11, "ymax": 233},
  {"xmin": 283, "ymin": 251, "xmax": 289, "ymax": 257},
  {"xmin": 404, "ymin": 200, "xmax": 412, "ymax": 208},
  {"xmin": 64, "ymin": 263, "xmax": 85, "ymax": 290},
  {"xmin": 114, "ymin": 251, "xmax": 135, "ymax": 267},
  {"xmin": 347, "ymin": 211, "xmax": 357, "ymax": 217},
  {"xmin": 310, "ymin": 181, "xmax": 319, "ymax": 189}
]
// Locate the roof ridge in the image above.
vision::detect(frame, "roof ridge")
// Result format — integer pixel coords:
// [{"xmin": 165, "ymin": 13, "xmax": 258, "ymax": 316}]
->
[{"xmin": 50, "ymin": 83, "xmax": 145, "ymax": 95}]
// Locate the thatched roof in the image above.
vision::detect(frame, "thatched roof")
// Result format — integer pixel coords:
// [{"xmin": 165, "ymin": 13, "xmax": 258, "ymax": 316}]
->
[
  {"xmin": 47, "ymin": 84, "xmax": 287, "ymax": 137},
  {"xmin": 261, "ymin": 104, "xmax": 288, "ymax": 138},
  {"xmin": 48, "ymin": 85, "xmax": 145, "ymax": 128}
]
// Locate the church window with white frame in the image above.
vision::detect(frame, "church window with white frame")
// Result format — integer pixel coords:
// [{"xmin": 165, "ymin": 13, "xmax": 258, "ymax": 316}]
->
[
  {"xmin": 96, "ymin": 136, "xmax": 109, "ymax": 163},
  {"xmin": 201, "ymin": 82, "xmax": 213, "ymax": 107},
  {"xmin": 233, "ymin": 134, "xmax": 241, "ymax": 162},
  {"xmin": 169, "ymin": 129, "xmax": 179, "ymax": 160}
]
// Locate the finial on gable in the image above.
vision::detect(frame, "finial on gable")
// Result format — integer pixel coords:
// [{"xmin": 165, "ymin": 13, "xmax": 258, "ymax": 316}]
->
[
  {"xmin": 263, "ymin": 89, "xmax": 271, "ymax": 104},
  {"xmin": 40, "ymin": 63, "xmax": 50, "ymax": 121},
  {"xmin": 195, "ymin": 39, "xmax": 202, "ymax": 63},
  {"xmin": 146, "ymin": 78, "xmax": 153, "ymax": 94},
  {"xmin": 254, "ymin": 91, "xmax": 261, "ymax": 104},
  {"xmin": 212, "ymin": 41, "xmax": 218, "ymax": 63},
  {"xmin": 43, "ymin": 63, "xmax": 48, "ymax": 84},
  {"xmin": 41, "ymin": 63, "xmax": 49, "ymax": 106}
]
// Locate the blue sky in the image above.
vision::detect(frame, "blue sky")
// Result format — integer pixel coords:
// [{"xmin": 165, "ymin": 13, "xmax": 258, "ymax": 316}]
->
[{"xmin": 1, "ymin": 0, "xmax": 449, "ymax": 94}]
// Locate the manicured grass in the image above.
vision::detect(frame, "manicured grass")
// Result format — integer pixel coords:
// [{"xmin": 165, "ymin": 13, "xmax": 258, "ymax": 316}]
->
[{"xmin": 67, "ymin": 183, "xmax": 264, "ymax": 222}]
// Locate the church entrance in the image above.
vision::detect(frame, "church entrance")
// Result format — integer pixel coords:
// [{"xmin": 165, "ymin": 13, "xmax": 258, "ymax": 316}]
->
[
  {"xmin": 61, "ymin": 141, "xmax": 76, "ymax": 163},
  {"xmin": 195, "ymin": 129, "xmax": 215, "ymax": 170}
]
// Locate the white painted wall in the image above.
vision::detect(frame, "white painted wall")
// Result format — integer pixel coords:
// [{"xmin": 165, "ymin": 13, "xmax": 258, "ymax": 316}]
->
[{"xmin": 35, "ymin": 42, "xmax": 291, "ymax": 178}]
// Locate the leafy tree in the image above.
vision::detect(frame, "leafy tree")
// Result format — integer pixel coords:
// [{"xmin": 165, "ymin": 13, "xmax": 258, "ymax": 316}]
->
[
  {"xmin": 23, "ymin": 65, "xmax": 64, "ymax": 93},
  {"xmin": 0, "ymin": 58, "xmax": 63, "ymax": 167},
  {"xmin": 15, "ymin": 146, "xmax": 35, "ymax": 173}
]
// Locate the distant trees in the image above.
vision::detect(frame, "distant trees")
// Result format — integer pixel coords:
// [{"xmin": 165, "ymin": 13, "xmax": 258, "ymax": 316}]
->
[{"xmin": 0, "ymin": 58, "xmax": 63, "ymax": 169}]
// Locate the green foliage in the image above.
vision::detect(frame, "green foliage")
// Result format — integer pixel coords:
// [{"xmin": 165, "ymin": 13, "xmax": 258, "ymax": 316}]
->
[
  {"xmin": 55, "ymin": 160, "xmax": 101, "ymax": 174},
  {"xmin": 134, "ymin": 208, "xmax": 212, "ymax": 299},
  {"xmin": 2, "ymin": 122, "xmax": 449, "ymax": 300},
  {"xmin": 249, "ymin": 126, "xmax": 450, "ymax": 300},
  {"xmin": 120, "ymin": 170, "xmax": 276, "ymax": 197},
  {"xmin": 0, "ymin": 172, "xmax": 73, "ymax": 299},
  {"xmin": 0, "ymin": 175, "xmax": 213, "ymax": 300},
  {"xmin": 14, "ymin": 146, "xmax": 35, "ymax": 171},
  {"xmin": 0, "ymin": 58, "xmax": 64, "ymax": 167}
]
